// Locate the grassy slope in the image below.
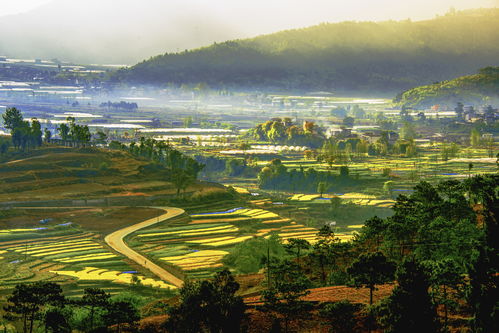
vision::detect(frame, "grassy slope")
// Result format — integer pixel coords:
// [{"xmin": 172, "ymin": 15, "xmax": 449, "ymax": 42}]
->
[
  {"xmin": 394, "ymin": 67, "xmax": 499, "ymax": 108},
  {"xmin": 0, "ymin": 146, "xmax": 218, "ymax": 202}
]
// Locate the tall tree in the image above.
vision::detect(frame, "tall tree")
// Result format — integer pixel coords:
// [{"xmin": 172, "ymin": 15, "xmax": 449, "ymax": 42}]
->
[
  {"xmin": 317, "ymin": 181, "xmax": 328, "ymax": 197},
  {"xmin": 284, "ymin": 238, "xmax": 310, "ymax": 266},
  {"xmin": 319, "ymin": 300, "xmax": 361, "ymax": 333},
  {"xmin": 30, "ymin": 118, "xmax": 43, "ymax": 147},
  {"xmin": 465, "ymin": 175, "xmax": 499, "ymax": 333},
  {"xmin": 104, "ymin": 300, "xmax": 140, "ymax": 333},
  {"xmin": 261, "ymin": 260, "xmax": 312, "ymax": 333},
  {"xmin": 379, "ymin": 258, "xmax": 440, "ymax": 333},
  {"xmin": 57, "ymin": 123, "xmax": 70, "ymax": 142},
  {"xmin": 2, "ymin": 107, "xmax": 24, "ymax": 130},
  {"xmin": 425, "ymin": 258, "xmax": 464, "ymax": 331},
  {"xmin": 43, "ymin": 128, "xmax": 52, "ymax": 143},
  {"xmin": 165, "ymin": 269, "xmax": 246, "ymax": 333},
  {"xmin": 4, "ymin": 282, "xmax": 65, "ymax": 333},
  {"xmin": 79, "ymin": 288, "xmax": 110, "ymax": 332},
  {"xmin": 347, "ymin": 251, "xmax": 395, "ymax": 306}
]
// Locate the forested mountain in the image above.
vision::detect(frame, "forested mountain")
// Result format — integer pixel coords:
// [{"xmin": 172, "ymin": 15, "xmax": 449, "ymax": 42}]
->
[
  {"xmin": 115, "ymin": 9, "xmax": 499, "ymax": 93},
  {"xmin": 394, "ymin": 67, "xmax": 499, "ymax": 108}
]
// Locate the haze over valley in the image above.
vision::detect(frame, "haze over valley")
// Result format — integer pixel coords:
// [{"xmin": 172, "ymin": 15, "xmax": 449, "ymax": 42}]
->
[{"xmin": 0, "ymin": 1, "xmax": 497, "ymax": 332}]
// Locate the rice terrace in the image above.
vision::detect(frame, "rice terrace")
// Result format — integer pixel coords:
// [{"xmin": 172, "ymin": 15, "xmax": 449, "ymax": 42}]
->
[{"xmin": 0, "ymin": 1, "xmax": 498, "ymax": 332}]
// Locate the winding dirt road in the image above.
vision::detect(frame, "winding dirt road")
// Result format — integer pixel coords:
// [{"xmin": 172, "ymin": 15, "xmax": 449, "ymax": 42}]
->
[{"xmin": 104, "ymin": 207, "xmax": 185, "ymax": 288}]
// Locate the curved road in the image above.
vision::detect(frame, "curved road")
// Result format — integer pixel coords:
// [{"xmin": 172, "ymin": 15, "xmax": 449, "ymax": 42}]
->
[{"xmin": 104, "ymin": 207, "xmax": 185, "ymax": 288}]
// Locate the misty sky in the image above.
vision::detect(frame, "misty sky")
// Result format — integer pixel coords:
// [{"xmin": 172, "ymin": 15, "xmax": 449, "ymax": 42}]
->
[{"xmin": 1, "ymin": 0, "xmax": 498, "ymax": 23}]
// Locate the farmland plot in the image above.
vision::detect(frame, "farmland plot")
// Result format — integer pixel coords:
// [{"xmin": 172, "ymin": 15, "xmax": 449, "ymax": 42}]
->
[
  {"xmin": 0, "ymin": 226, "xmax": 175, "ymax": 296},
  {"xmin": 128, "ymin": 207, "xmax": 354, "ymax": 279}
]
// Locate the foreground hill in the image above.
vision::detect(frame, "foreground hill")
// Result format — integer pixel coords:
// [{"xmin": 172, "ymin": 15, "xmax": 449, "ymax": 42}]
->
[
  {"xmin": 0, "ymin": 146, "xmax": 222, "ymax": 203},
  {"xmin": 116, "ymin": 9, "xmax": 499, "ymax": 93},
  {"xmin": 393, "ymin": 67, "xmax": 499, "ymax": 108}
]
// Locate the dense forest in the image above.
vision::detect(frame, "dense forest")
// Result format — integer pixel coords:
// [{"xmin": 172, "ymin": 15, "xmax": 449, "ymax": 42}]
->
[
  {"xmin": 114, "ymin": 9, "xmax": 499, "ymax": 93},
  {"xmin": 394, "ymin": 67, "xmax": 499, "ymax": 108}
]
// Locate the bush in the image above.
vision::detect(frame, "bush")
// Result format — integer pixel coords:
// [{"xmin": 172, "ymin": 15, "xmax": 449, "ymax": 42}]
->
[{"xmin": 223, "ymin": 234, "xmax": 287, "ymax": 274}]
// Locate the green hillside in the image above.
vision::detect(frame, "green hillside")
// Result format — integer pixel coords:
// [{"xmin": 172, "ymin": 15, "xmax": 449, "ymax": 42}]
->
[
  {"xmin": 115, "ymin": 9, "xmax": 499, "ymax": 93},
  {"xmin": 393, "ymin": 67, "xmax": 499, "ymax": 108}
]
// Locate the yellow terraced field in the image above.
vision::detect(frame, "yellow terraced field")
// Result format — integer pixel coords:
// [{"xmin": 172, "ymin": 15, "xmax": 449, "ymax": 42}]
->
[
  {"xmin": 30, "ymin": 246, "xmax": 103, "ymax": 256},
  {"xmin": 186, "ymin": 236, "xmax": 235, "ymax": 244},
  {"xmin": 5, "ymin": 237, "xmax": 118, "ymax": 263},
  {"xmin": 9, "ymin": 240, "xmax": 95, "ymax": 251},
  {"xmin": 161, "ymin": 250, "xmax": 229, "ymax": 270},
  {"xmin": 289, "ymin": 194, "xmax": 321, "ymax": 201},
  {"xmin": 200, "ymin": 236, "xmax": 254, "ymax": 247},
  {"xmin": 137, "ymin": 225, "xmax": 238, "ymax": 237},
  {"xmin": 50, "ymin": 267, "xmax": 175, "ymax": 289},
  {"xmin": 0, "ymin": 228, "xmax": 39, "ymax": 234},
  {"xmin": 190, "ymin": 208, "xmax": 278, "ymax": 219},
  {"xmin": 57, "ymin": 254, "xmax": 118, "ymax": 263}
]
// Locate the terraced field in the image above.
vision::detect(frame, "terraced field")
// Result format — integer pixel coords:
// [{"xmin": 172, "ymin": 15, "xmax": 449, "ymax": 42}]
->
[
  {"xmin": 128, "ymin": 207, "xmax": 355, "ymax": 280},
  {"xmin": 0, "ymin": 225, "xmax": 176, "ymax": 297},
  {"xmin": 289, "ymin": 193, "xmax": 395, "ymax": 207}
]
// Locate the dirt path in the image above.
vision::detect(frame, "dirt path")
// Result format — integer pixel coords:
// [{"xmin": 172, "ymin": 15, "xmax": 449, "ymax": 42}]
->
[
  {"xmin": 104, "ymin": 207, "xmax": 185, "ymax": 288},
  {"xmin": 4, "ymin": 154, "xmax": 52, "ymax": 165}
]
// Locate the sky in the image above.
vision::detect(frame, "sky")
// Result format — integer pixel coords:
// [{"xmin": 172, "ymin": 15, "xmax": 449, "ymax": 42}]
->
[{"xmin": 0, "ymin": 0, "xmax": 498, "ymax": 22}]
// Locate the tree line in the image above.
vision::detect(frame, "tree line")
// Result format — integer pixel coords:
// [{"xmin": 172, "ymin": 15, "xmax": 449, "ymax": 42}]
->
[
  {"xmin": 1, "ymin": 107, "xmax": 43, "ymax": 151},
  {"xmin": 109, "ymin": 137, "xmax": 204, "ymax": 196},
  {"xmin": 247, "ymin": 118, "xmax": 325, "ymax": 148},
  {"xmin": 2, "ymin": 283, "xmax": 140, "ymax": 333},
  {"xmin": 99, "ymin": 101, "xmax": 138, "ymax": 111}
]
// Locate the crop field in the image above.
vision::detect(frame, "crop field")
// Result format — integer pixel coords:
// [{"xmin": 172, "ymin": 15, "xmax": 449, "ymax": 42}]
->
[
  {"xmin": 50, "ymin": 267, "xmax": 175, "ymax": 289},
  {"xmin": 289, "ymin": 193, "xmax": 395, "ymax": 207},
  {"xmin": 128, "ymin": 207, "xmax": 355, "ymax": 279},
  {"xmin": 252, "ymin": 146, "xmax": 496, "ymax": 196},
  {"xmin": 0, "ymin": 223, "xmax": 176, "ymax": 297}
]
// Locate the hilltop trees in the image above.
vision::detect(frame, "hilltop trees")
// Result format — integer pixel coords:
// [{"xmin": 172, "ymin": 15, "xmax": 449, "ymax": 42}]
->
[
  {"xmin": 257, "ymin": 158, "xmax": 357, "ymax": 193},
  {"xmin": 394, "ymin": 67, "xmax": 499, "ymax": 108},
  {"xmin": 99, "ymin": 101, "xmax": 138, "ymax": 111},
  {"xmin": 249, "ymin": 118, "xmax": 325, "ymax": 147},
  {"xmin": 112, "ymin": 137, "xmax": 205, "ymax": 190},
  {"xmin": 56, "ymin": 117, "xmax": 91, "ymax": 147},
  {"xmin": 1, "ymin": 107, "xmax": 43, "ymax": 150}
]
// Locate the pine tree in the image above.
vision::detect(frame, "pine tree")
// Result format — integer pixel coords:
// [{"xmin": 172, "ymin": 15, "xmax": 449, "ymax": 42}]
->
[{"xmin": 379, "ymin": 257, "xmax": 440, "ymax": 333}]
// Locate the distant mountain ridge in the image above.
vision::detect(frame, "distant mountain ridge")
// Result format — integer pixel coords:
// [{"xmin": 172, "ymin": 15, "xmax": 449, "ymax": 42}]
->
[
  {"xmin": 393, "ymin": 67, "xmax": 499, "ymax": 108},
  {"xmin": 116, "ymin": 9, "xmax": 499, "ymax": 93}
]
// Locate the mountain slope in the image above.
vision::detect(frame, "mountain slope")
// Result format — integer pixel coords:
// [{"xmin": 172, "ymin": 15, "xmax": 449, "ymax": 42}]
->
[
  {"xmin": 116, "ymin": 9, "xmax": 499, "ymax": 92},
  {"xmin": 393, "ymin": 67, "xmax": 499, "ymax": 108}
]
